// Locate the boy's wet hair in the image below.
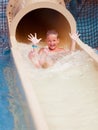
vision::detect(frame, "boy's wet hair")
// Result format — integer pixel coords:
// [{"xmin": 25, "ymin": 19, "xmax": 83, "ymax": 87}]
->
[{"xmin": 46, "ymin": 30, "xmax": 59, "ymax": 38}]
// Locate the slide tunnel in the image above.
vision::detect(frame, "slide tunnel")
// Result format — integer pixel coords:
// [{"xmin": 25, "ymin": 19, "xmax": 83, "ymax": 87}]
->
[{"xmin": 7, "ymin": 0, "xmax": 76, "ymax": 48}]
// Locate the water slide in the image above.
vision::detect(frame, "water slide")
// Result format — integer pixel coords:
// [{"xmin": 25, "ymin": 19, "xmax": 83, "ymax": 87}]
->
[{"xmin": 6, "ymin": 0, "xmax": 98, "ymax": 130}]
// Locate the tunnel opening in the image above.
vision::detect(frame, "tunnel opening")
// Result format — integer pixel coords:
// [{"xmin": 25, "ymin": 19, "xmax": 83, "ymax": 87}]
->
[{"xmin": 16, "ymin": 8, "xmax": 71, "ymax": 47}]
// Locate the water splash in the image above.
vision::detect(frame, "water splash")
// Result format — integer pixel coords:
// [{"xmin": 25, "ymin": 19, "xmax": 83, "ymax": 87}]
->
[{"xmin": 15, "ymin": 43, "xmax": 96, "ymax": 80}]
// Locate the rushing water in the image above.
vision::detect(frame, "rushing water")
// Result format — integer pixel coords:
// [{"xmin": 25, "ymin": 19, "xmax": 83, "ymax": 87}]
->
[{"xmin": 16, "ymin": 43, "xmax": 98, "ymax": 130}]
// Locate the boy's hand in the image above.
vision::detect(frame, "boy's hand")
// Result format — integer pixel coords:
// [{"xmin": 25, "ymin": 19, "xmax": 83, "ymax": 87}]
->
[
  {"xmin": 28, "ymin": 33, "xmax": 42, "ymax": 45},
  {"xmin": 69, "ymin": 32, "xmax": 80, "ymax": 41}
]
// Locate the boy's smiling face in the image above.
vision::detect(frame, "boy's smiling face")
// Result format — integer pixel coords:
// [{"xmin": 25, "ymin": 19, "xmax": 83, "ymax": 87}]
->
[{"xmin": 46, "ymin": 34, "xmax": 59, "ymax": 50}]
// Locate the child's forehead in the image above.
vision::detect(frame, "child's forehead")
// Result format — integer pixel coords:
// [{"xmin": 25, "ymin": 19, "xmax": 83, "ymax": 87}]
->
[{"xmin": 47, "ymin": 34, "xmax": 58, "ymax": 38}]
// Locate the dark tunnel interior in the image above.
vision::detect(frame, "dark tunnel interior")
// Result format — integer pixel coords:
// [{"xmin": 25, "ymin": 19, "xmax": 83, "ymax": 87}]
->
[{"xmin": 16, "ymin": 8, "xmax": 71, "ymax": 47}]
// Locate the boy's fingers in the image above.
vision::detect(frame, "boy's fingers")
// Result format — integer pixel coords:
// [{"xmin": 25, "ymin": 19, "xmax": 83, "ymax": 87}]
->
[
  {"xmin": 39, "ymin": 38, "xmax": 42, "ymax": 41},
  {"xmin": 29, "ymin": 33, "xmax": 34, "ymax": 38},
  {"xmin": 34, "ymin": 33, "xmax": 37, "ymax": 38},
  {"xmin": 78, "ymin": 33, "xmax": 80, "ymax": 36},
  {"xmin": 28, "ymin": 34, "xmax": 31, "ymax": 39},
  {"xmin": 28, "ymin": 38, "xmax": 31, "ymax": 41}
]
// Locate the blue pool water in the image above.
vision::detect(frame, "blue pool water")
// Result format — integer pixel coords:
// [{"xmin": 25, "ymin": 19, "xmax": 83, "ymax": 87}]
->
[
  {"xmin": 0, "ymin": 53, "xmax": 14, "ymax": 130},
  {"xmin": 0, "ymin": 52, "xmax": 35, "ymax": 130},
  {"xmin": 0, "ymin": 79, "xmax": 14, "ymax": 130}
]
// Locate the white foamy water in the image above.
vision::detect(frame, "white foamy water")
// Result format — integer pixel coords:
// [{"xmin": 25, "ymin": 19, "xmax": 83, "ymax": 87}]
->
[
  {"xmin": 15, "ymin": 43, "xmax": 98, "ymax": 130},
  {"xmin": 16, "ymin": 43, "xmax": 97, "ymax": 78}
]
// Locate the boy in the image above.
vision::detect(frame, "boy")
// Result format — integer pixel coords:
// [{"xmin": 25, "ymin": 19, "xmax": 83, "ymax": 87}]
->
[{"xmin": 28, "ymin": 30, "xmax": 79, "ymax": 68}]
